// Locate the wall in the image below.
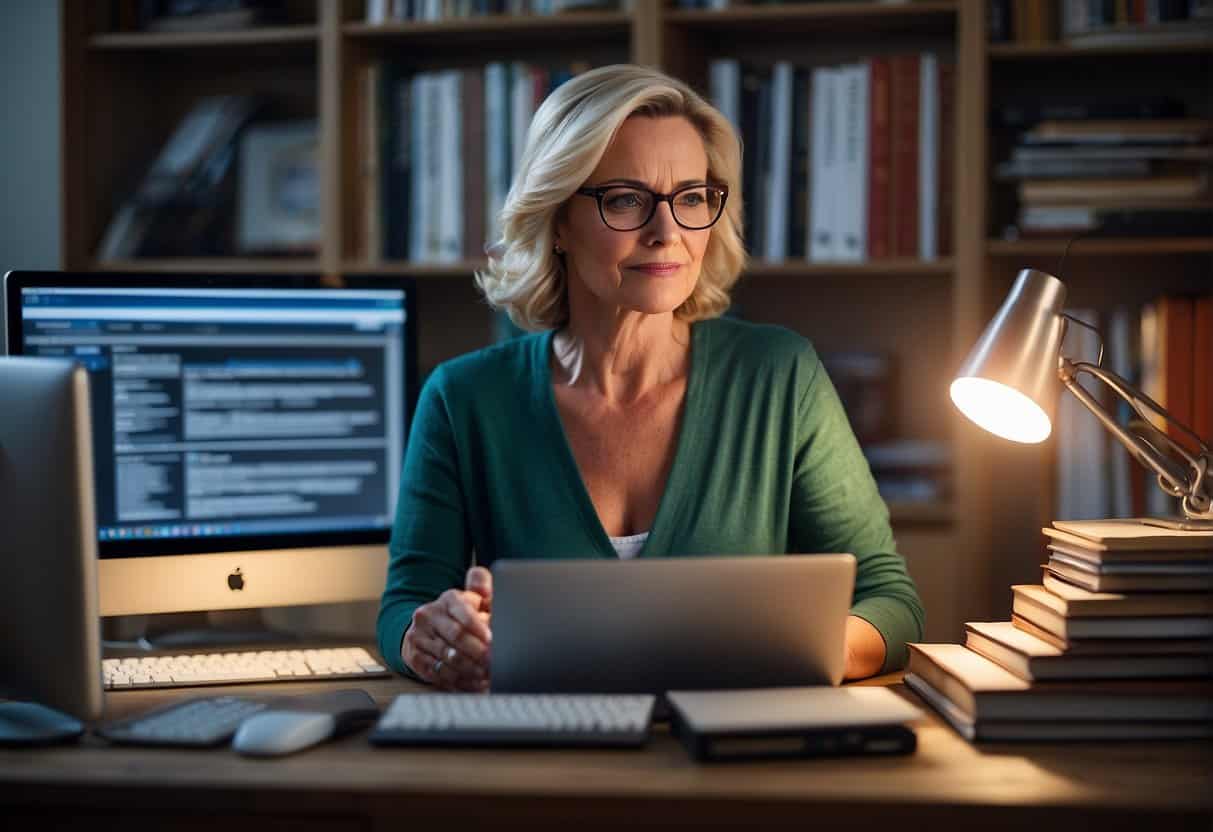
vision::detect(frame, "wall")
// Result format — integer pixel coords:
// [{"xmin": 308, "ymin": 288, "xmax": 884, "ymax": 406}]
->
[{"xmin": 0, "ymin": 1, "xmax": 60, "ymax": 349}]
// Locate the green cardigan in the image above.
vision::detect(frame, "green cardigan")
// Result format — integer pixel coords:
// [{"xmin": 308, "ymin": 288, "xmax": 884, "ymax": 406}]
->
[{"xmin": 378, "ymin": 317, "xmax": 925, "ymax": 676}]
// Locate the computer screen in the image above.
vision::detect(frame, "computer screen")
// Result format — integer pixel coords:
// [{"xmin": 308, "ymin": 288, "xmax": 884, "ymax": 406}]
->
[{"xmin": 4, "ymin": 271, "xmax": 416, "ymax": 617}]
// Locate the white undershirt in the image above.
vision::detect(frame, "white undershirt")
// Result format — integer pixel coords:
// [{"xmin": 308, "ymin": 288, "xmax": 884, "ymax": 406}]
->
[{"xmin": 609, "ymin": 531, "xmax": 649, "ymax": 559}]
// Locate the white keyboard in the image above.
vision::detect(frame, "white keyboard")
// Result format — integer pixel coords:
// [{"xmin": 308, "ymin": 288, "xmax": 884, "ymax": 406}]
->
[
  {"xmin": 369, "ymin": 693, "xmax": 656, "ymax": 747},
  {"xmin": 102, "ymin": 647, "xmax": 390, "ymax": 690}
]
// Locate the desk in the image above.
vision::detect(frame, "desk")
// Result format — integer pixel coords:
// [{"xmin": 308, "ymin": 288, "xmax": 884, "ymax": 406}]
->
[{"xmin": 1, "ymin": 673, "xmax": 1209, "ymax": 831}]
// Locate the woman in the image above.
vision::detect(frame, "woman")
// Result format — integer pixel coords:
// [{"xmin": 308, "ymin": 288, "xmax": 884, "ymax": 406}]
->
[{"xmin": 377, "ymin": 64, "xmax": 924, "ymax": 692}]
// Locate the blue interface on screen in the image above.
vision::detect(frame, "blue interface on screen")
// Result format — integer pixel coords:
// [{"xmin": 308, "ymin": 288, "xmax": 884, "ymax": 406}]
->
[{"xmin": 19, "ymin": 286, "xmax": 407, "ymax": 547}]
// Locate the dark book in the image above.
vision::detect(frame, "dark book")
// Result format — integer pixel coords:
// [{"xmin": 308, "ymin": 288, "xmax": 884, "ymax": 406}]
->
[
  {"xmin": 740, "ymin": 66, "xmax": 764, "ymax": 255},
  {"xmin": 382, "ymin": 64, "xmax": 410, "ymax": 260},
  {"xmin": 936, "ymin": 59, "xmax": 955, "ymax": 257},
  {"xmin": 787, "ymin": 68, "xmax": 811, "ymax": 260},
  {"xmin": 461, "ymin": 67, "xmax": 486, "ymax": 260},
  {"xmin": 993, "ymin": 97, "xmax": 1185, "ymax": 128}
]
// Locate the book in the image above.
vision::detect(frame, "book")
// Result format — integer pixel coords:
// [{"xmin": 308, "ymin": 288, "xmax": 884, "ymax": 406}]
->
[
  {"xmin": 808, "ymin": 66, "xmax": 837, "ymax": 262},
  {"xmin": 1011, "ymin": 612, "xmax": 1213, "ymax": 654},
  {"xmin": 1023, "ymin": 118, "xmax": 1212, "ymax": 145},
  {"xmin": 992, "ymin": 96, "xmax": 1185, "ymax": 128},
  {"xmin": 904, "ymin": 672, "xmax": 1213, "ymax": 742},
  {"xmin": 964, "ymin": 621, "xmax": 1213, "ymax": 681},
  {"xmin": 1041, "ymin": 572, "xmax": 1213, "ymax": 615},
  {"xmin": 1019, "ymin": 174, "xmax": 1210, "ymax": 205},
  {"xmin": 1195, "ymin": 295, "xmax": 1213, "ymax": 450},
  {"xmin": 1048, "ymin": 548, "xmax": 1213, "ymax": 574},
  {"xmin": 889, "ymin": 54, "xmax": 919, "ymax": 258},
  {"xmin": 666, "ymin": 687, "xmax": 921, "ymax": 762},
  {"xmin": 866, "ymin": 57, "xmax": 892, "ymax": 260},
  {"xmin": 1043, "ymin": 538, "xmax": 1213, "ymax": 565},
  {"xmin": 905, "ymin": 643, "xmax": 1213, "ymax": 722},
  {"xmin": 461, "ymin": 67, "xmax": 485, "ymax": 261},
  {"xmin": 1044, "ymin": 519, "xmax": 1213, "ymax": 551},
  {"xmin": 1013, "ymin": 584, "xmax": 1213, "ymax": 637},
  {"xmin": 936, "ymin": 59, "xmax": 954, "ymax": 258},
  {"xmin": 838, "ymin": 62, "xmax": 869, "ymax": 263},
  {"xmin": 763, "ymin": 61, "xmax": 794, "ymax": 261},
  {"xmin": 1045, "ymin": 559, "xmax": 1213, "ymax": 592},
  {"xmin": 917, "ymin": 53, "xmax": 937, "ymax": 260}
]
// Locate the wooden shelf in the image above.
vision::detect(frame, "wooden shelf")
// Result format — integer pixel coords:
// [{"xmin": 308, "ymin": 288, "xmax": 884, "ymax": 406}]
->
[
  {"xmin": 988, "ymin": 39, "xmax": 1213, "ymax": 59},
  {"xmin": 744, "ymin": 258, "xmax": 954, "ymax": 277},
  {"xmin": 665, "ymin": 1, "xmax": 956, "ymax": 33},
  {"xmin": 342, "ymin": 258, "xmax": 955, "ymax": 279},
  {"xmin": 91, "ymin": 258, "xmax": 322, "ymax": 274},
  {"xmin": 988, "ymin": 238, "xmax": 1213, "ymax": 257},
  {"xmin": 88, "ymin": 25, "xmax": 319, "ymax": 51},
  {"xmin": 343, "ymin": 12, "xmax": 630, "ymax": 43},
  {"xmin": 888, "ymin": 501, "xmax": 954, "ymax": 526}
]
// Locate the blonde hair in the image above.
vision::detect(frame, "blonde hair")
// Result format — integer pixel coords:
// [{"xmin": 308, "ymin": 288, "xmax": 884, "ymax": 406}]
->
[{"xmin": 475, "ymin": 64, "xmax": 746, "ymax": 332}]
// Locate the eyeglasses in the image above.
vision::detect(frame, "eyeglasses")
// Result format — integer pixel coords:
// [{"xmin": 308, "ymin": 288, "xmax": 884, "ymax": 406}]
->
[{"xmin": 574, "ymin": 183, "xmax": 728, "ymax": 232}]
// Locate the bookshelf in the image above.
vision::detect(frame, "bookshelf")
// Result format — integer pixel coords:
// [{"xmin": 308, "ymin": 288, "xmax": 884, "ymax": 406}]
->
[{"xmin": 57, "ymin": 1, "xmax": 1208, "ymax": 643}]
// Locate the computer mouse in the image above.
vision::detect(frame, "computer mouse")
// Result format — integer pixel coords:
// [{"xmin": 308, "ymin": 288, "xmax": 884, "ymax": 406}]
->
[{"xmin": 232, "ymin": 710, "xmax": 336, "ymax": 757}]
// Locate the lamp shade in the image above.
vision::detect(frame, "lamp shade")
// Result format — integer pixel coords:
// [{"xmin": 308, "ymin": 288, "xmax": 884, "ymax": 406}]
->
[{"xmin": 950, "ymin": 269, "xmax": 1067, "ymax": 444}]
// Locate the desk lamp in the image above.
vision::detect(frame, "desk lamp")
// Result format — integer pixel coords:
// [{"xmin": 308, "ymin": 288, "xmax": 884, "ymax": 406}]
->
[{"xmin": 949, "ymin": 268, "xmax": 1213, "ymax": 531}]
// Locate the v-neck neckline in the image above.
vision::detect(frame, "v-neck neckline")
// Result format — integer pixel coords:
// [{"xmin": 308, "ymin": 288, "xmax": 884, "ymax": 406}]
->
[{"xmin": 536, "ymin": 322, "xmax": 706, "ymax": 559}]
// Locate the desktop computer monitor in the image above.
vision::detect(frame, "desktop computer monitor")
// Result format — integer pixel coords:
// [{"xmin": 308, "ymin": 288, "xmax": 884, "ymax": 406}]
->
[{"xmin": 3, "ymin": 271, "xmax": 416, "ymax": 620}]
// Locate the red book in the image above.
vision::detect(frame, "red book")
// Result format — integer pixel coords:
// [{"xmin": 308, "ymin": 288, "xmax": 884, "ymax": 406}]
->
[
  {"xmin": 1161, "ymin": 296, "xmax": 1196, "ymax": 454},
  {"xmin": 889, "ymin": 54, "xmax": 919, "ymax": 259},
  {"xmin": 937, "ymin": 60, "xmax": 955, "ymax": 258},
  {"xmin": 1193, "ymin": 295, "xmax": 1212, "ymax": 448},
  {"xmin": 867, "ymin": 57, "xmax": 892, "ymax": 261}
]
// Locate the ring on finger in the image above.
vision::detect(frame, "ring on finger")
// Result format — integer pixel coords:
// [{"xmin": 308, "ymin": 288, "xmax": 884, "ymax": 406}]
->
[
  {"xmin": 444, "ymin": 645, "xmax": 458, "ymax": 663},
  {"xmin": 432, "ymin": 658, "xmax": 444, "ymax": 675}
]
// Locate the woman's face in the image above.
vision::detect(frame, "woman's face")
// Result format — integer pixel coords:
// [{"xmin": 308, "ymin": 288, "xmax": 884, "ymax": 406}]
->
[{"xmin": 556, "ymin": 115, "xmax": 713, "ymax": 319}]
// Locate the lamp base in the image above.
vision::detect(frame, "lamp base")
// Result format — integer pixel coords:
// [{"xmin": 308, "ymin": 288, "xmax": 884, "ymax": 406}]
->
[{"xmin": 1136, "ymin": 516, "xmax": 1213, "ymax": 533}]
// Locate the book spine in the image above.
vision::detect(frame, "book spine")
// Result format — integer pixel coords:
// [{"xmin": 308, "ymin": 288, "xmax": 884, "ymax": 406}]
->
[
  {"xmin": 809, "ymin": 66, "xmax": 836, "ymax": 262},
  {"xmin": 407, "ymin": 73, "xmax": 427, "ymax": 262},
  {"xmin": 1194, "ymin": 295, "xmax": 1213, "ymax": 450},
  {"xmin": 788, "ymin": 68, "xmax": 812, "ymax": 261},
  {"xmin": 442, "ymin": 70, "xmax": 463, "ymax": 263},
  {"xmin": 764, "ymin": 61, "xmax": 794, "ymax": 261},
  {"xmin": 740, "ymin": 65, "xmax": 763, "ymax": 255},
  {"xmin": 937, "ymin": 60, "xmax": 955, "ymax": 257},
  {"xmin": 918, "ymin": 53, "xmax": 938, "ymax": 260},
  {"xmin": 840, "ymin": 62, "xmax": 868, "ymax": 262},
  {"xmin": 484, "ymin": 62, "xmax": 509, "ymax": 249},
  {"xmin": 890, "ymin": 54, "xmax": 920, "ymax": 259},
  {"xmin": 462, "ymin": 66, "xmax": 485, "ymax": 260},
  {"xmin": 867, "ymin": 57, "xmax": 891, "ymax": 261}
]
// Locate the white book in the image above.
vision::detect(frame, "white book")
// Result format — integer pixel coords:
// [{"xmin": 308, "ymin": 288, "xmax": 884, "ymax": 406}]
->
[
  {"xmin": 837, "ymin": 62, "xmax": 868, "ymax": 262},
  {"xmin": 918, "ymin": 53, "xmax": 938, "ymax": 260},
  {"xmin": 407, "ymin": 73, "xmax": 429, "ymax": 262},
  {"xmin": 485, "ymin": 63, "xmax": 509, "ymax": 250},
  {"xmin": 511, "ymin": 62, "xmax": 534, "ymax": 177},
  {"xmin": 708, "ymin": 59, "xmax": 741, "ymax": 137},
  {"xmin": 764, "ymin": 61, "xmax": 794, "ymax": 261},
  {"xmin": 1056, "ymin": 308, "xmax": 1109, "ymax": 520},
  {"xmin": 366, "ymin": 0, "xmax": 388, "ymax": 23},
  {"xmin": 439, "ymin": 71, "xmax": 463, "ymax": 263},
  {"xmin": 808, "ymin": 66, "xmax": 837, "ymax": 262}
]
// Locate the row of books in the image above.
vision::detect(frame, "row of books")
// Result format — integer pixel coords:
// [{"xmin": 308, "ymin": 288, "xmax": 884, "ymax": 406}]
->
[
  {"xmin": 364, "ymin": 0, "xmax": 623, "ymax": 21},
  {"xmin": 1055, "ymin": 294, "xmax": 1212, "ymax": 522},
  {"xmin": 906, "ymin": 519, "xmax": 1213, "ymax": 742},
  {"xmin": 998, "ymin": 116, "xmax": 1212, "ymax": 239},
  {"xmin": 989, "ymin": 0, "xmax": 1213, "ymax": 46},
  {"xmin": 361, "ymin": 62, "xmax": 586, "ymax": 263},
  {"xmin": 709, "ymin": 55, "xmax": 954, "ymax": 262}
]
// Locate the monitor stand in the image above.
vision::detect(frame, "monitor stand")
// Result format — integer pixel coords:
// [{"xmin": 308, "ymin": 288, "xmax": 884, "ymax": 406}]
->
[{"xmin": 103, "ymin": 609, "xmax": 300, "ymax": 653}]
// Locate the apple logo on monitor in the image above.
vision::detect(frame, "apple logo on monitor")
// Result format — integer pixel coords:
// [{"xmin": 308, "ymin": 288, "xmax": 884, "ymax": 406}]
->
[{"xmin": 228, "ymin": 568, "xmax": 245, "ymax": 592}]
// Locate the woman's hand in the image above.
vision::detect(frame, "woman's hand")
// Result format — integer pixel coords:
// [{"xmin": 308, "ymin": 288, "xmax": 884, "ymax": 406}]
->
[
  {"xmin": 402, "ymin": 566, "xmax": 493, "ymax": 691},
  {"xmin": 843, "ymin": 615, "xmax": 886, "ymax": 681}
]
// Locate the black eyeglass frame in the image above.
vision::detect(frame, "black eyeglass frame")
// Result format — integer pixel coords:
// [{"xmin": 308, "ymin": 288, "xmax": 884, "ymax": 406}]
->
[{"xmin": 573, "ymin": 183, "xmax": 729, "ymax": 232}]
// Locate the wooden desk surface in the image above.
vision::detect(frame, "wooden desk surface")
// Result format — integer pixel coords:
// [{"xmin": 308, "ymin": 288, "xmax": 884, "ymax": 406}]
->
[{"xmin": 2, "ymin": 673, "xmax": 1210, "ymax": 832}]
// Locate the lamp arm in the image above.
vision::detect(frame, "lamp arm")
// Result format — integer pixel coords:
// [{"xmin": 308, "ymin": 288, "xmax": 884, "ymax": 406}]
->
[{"xmin": 1059, "ymin": 358, "xmax": 1212, "ymax": 521}]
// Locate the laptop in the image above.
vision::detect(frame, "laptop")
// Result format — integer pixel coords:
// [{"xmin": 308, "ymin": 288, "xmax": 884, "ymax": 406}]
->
[{"xmin": 490, "ymin": 554, "xmax": 856, "ymax": 694}]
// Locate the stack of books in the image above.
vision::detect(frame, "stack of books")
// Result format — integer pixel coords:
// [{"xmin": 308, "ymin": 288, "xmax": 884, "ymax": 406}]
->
[
  {"xmin": 999, "ymin": 115, "xmax": 1212, "ymax": 239},
  {"xmin": 906, "ymin": 519, "xmax": 1213, "ymax": 742}
]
